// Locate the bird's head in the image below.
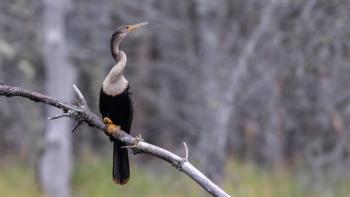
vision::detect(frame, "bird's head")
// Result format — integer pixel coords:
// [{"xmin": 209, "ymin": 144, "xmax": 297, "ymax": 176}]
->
[
  {"xmin": 111, "ymin": 22, "xmax": 148, "ymax": 60},
  {"xmin": 114, "ymin": 22, "xmax": 148, "ymax": 42}
]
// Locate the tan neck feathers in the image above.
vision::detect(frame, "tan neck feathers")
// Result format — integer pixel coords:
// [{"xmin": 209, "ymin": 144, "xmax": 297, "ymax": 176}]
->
[{"xmin": 102, "ymin": 51, "xmax": 128, "ymax": 96}]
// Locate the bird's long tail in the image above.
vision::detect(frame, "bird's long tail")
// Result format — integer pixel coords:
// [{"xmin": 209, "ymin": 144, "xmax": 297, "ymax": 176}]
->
[{"xmin": 113, "ymin": 140, "xmax": 130, "ymax": 184}]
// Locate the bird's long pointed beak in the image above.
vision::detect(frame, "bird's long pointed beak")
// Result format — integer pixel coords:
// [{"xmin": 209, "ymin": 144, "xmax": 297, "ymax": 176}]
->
[{"xmin": 127, "ymin": 22, "xmax": 148, "ymax": 32}]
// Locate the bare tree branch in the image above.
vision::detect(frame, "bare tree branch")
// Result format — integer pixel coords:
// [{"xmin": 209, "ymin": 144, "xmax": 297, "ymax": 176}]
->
[{"xmin": 0, "ymin": 83, "xmax": 231, "ymax": 197}]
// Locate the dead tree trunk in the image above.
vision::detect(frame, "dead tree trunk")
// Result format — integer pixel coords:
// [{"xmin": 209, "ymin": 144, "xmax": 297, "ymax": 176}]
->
[
  {"xmin": 39, "ymin": 0, "xmax": 75, "ymax": 196},
  {"xmin": 195, "ymin": 0, "xmax": 278, "ymax": 182}
]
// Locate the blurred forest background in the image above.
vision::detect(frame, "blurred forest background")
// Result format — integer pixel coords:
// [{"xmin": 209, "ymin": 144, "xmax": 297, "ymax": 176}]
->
[{"xmin": 1, "ymin": 0, "xmax": 350, "ymax": 196}]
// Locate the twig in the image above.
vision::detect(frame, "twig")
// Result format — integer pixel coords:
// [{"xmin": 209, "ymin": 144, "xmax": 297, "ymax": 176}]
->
[
  {"xmin": 73, "ymin": 84, "xmax": 87, "ymax": 107},
  {"xmin": 48, "ymin": 113, "xmax": 69, "ymax": 120},
  {"xmin": 183, "ymin": 142, "xmax": 189, "ymax": 161},
  {"xmin": 0, "ymin": 83, "xmax": 231, "ymax": 197},
  {"xmin": 71, "ymin": 121, "xmax": 82, "ymax": 133}
]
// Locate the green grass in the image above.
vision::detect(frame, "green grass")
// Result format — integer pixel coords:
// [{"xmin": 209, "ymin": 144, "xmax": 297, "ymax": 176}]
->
[
  {"xmin": 1, "ymin": 158, "xmax": 350, "ymax": 197},
  {"xmin": 72, "ymin": 158, "xmax": 204, "ymax": 197},
  {"xmin": 224, "ymin": 161, "xmax": 305, "ymax": 197},
  {"xmin": 224, "ymin": 160, "xmax": 350, "ymax": 197},
  {"xmin": 0, "ymin": 162, "xmax": 40, "ymax": 196}
]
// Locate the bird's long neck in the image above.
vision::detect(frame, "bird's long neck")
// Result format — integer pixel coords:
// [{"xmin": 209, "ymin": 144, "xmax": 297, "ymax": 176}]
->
[
  {"xmin": 102, "ymin": 51, "xmax": 128, "ymax": 96},
  {"xmin": 111, "ymin": 32, "xmax": 123, "ymax": 61}
]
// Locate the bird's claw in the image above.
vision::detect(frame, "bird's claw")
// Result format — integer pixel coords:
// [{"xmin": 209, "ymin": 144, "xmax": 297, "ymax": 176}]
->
[
  {"xmin": 103, "ymin": 117, "xmax": 113, "ymax": 124},
  {"xmin": 122, "ymin": 134, "xmax": 143, "ymax": 149},
  {"xmin": 103, "ymin": 117, "xmax": 121, "ymax": 136},
  {"xmin": 135, "ymin": 134, "xmax": 144, "ymax": 142}
]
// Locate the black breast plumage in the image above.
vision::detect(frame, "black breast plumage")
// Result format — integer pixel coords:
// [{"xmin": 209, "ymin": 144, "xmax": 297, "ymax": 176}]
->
[{"xmin": 99, "ymin": 86, "xmax": 133, "ymax": 132}]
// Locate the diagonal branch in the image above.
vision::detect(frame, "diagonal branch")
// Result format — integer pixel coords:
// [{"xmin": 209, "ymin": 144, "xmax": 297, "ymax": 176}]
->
[{"xmin": 0, "ymin": 83, "xmax": 231, "ymax": 197}]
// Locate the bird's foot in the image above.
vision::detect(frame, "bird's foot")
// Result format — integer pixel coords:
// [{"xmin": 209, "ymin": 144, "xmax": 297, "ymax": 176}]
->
[
  {"xmin": 122, "ymin": 134, "xmax": 143, "ymax": 149},
  {"xmin": 103, "ymin": 117, "xmax": 113, "ymax": 124},
  {"xmin": 103, "ymin": 117, "xmax": 121, "ymax": 136},
  {"xmin": 135, "ymin": 134, "xmax": 144, "ymax": 142}
]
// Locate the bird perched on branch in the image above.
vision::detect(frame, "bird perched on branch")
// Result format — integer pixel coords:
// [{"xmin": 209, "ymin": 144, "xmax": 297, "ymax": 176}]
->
[{"xmin": 99, "ymin": 22, "xmax": 148, "ymax": 185}]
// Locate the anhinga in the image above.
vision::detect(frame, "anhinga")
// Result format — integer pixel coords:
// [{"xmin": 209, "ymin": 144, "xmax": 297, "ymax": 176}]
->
[{"xmin": 99, "ymin": 22, "xmax": 148, "ymax": 185}]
